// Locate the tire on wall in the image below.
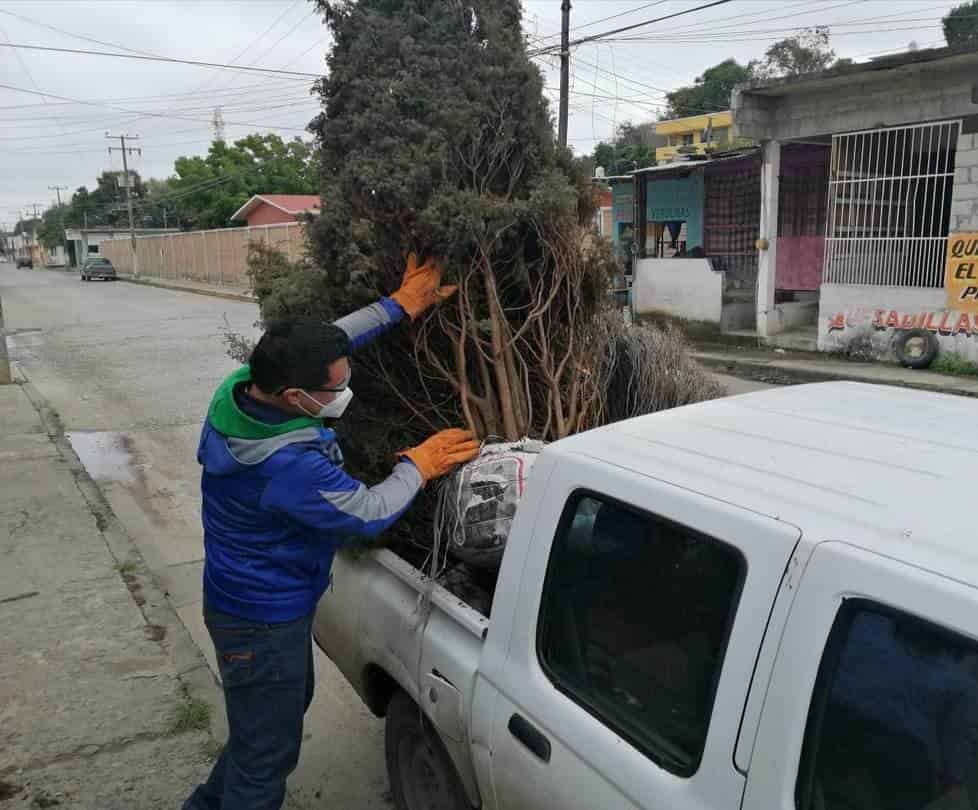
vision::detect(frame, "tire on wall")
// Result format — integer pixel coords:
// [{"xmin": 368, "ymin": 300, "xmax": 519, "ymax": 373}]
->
[
  {"xmin": 893, "ymin": 329, "xmax": 939, "ymax": 370},
  {"xmin": 384, "ymin": 690, "xmax": 473, "ymax": 810}
]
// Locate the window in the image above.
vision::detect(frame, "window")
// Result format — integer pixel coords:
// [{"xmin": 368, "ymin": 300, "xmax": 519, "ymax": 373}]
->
[
  {"xmin": 87, "ymin": 245, "xmax": 99, "ymax": 254},
  {"xmin": 537, "ymin": 494, "xmax": 744, "ymax": 776},
  {"xmin": 797, "ymin": 600, "xmax": 978, "ymax": 810},
  {"xmin": 682, "ymin": 133, "xmax": 694, "ymax": 146},
  {"xmin": 713, "ymin": 127, "xmax": 729, "ymax": 146}
]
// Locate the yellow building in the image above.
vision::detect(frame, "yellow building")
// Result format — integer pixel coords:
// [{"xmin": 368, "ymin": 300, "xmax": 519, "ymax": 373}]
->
[{"xmin": 655, "ymin": 111, "xmax": 734, "ymax": 163}]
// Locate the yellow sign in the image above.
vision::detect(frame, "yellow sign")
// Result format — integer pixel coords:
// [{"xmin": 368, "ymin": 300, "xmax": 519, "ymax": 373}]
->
[{"xmin": 946, "ymin": 233, "xmax": 978, "ymax": 312}]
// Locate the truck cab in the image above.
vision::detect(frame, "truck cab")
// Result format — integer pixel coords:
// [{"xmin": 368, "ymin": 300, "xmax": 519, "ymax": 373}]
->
[{"xmin": 315, "ymin": 382, "xmax": 978, "ymax": 810}]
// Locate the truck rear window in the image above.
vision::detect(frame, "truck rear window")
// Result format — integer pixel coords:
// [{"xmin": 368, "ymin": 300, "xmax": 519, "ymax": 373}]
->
[
  {"xmin": 537, "ymin": 493, "xmax": 744, "ymax": 777},
  {"xmin": 796, "ymin": 600, "xmax": 978, "ymax": 810}
]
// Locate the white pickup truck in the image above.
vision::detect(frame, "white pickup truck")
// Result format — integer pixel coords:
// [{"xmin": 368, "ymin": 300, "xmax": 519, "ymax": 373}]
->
[{"xmin": 314, "ymin": 382, "xmax": 978, "ymax": 810}]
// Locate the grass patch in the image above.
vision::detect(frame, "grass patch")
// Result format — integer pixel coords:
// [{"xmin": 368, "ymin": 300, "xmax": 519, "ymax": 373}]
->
[
  {"xmin": 932, "ymin": 352, "xmax": 978, "ymax": 377},
  {"xmin": 114, "ymin": 560, "xmax": 138, "ymax": 575},
  {"xmin": 199, "ymin": 737, "xmax": 224, "ymax": 761},
  {"xmin": 170, "ymin": 698, "xmax": 212, "ymax": 734}
]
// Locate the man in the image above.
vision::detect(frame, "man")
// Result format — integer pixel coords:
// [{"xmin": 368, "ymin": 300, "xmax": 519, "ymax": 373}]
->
[{"xmin": 184, "ymin": 255, "xmax": 480, "ymax": 810}]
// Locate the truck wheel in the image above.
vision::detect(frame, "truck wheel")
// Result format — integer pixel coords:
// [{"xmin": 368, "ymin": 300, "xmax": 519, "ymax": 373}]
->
[
  {"xmin": 385, "ymin": 691, "xmax": 473, "ymax": 810},
  {"xmin": 894, "ymin": 329, "xmax": 939, "ymax": 369}
]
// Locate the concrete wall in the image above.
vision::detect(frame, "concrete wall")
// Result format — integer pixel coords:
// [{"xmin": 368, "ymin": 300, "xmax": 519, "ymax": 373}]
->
[
  {"xmin": 951, "ymin": 131, "xmax": 978, "ymax": 232},
  {"xmin": 818, "ymin": 283, "xmax": 978, "ymax": 363},
  {"xmin": 100, "ymin": 222, "xmax": 306, "ymax": 285},
  {"xmin": 632, "ymin": 257, "xmax": 723, "ymax": 323},
  {"xmin": 734, "ymin": 57, "xmax": 978, "ymax": 142}
]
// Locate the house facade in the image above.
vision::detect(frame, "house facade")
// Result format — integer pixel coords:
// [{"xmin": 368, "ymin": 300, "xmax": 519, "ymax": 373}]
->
[
  {"xmin": 230, "ymin": 194, "xmax": 321, "ymax": 227},
  {"xmin": 655, "ymin": 111, "xmax": 734, "ymax": 163},
  {"xmin": 734, "ymin": 43, "xmax": 978, "ymax": 360}
]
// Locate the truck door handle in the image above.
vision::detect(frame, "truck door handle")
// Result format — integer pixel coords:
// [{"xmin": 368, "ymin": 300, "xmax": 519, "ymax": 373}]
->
[{"xmin": 508, "ymin": 714, "xmax": 551, "ymax": 763}]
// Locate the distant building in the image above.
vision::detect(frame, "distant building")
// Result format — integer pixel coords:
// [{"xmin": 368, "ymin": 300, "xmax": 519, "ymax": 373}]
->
[
  {"xmin": 655, "ymin": 111, "xmax": 734, "ymax": 163},
  {"xmin": 229, "ymin": 194, "xmax": 322, "ymax": 227},
  {"xmin": 593, "ymin": 187, "xmax": 613, "ymax": 238},
  {"xmin": 64, "ymin": 227, "xmax": 179, "ymax": 267}
]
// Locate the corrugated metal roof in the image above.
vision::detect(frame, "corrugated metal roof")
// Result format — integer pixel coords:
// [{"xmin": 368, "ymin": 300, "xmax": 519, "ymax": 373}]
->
[{"xmin": 630, "ymin": 149, "xmax": 758, "ymax": 177}]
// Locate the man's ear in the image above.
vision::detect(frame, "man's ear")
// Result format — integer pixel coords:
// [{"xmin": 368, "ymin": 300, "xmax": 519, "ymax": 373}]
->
[{"xmin": 280, "ymin": 388, "xmax": 304, "ymax": 408}]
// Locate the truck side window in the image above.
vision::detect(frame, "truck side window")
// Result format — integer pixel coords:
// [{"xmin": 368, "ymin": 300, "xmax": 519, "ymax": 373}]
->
[
  {"xmin": 796, "ymin": 600, "xmax": 978, "ymax": 810},
  {"xmin": 537, "ymin": 493, "xmax": 744, "ymax": 777}
]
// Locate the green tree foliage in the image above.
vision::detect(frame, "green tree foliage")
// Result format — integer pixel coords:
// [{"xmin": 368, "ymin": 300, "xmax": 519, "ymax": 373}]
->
[
  {"xmin": 592, "ymin": 121, "xmax": 660, "ymax": 175},
  {"xmin": 157, "ymin": 134, "xmax": 317, "ymax": 230},
  {"xmin": 37, "ymin": 205, "xmax": 68, "ymax": 249},
  {"xmin": 665, "ymin": 59, "xmax": 753, "ymax": 118},
  {"xmin": 36, "ymin": 134, "xmax": 317, "ymax": 235},
  {"xmin": 944, "ymin": 0, "xmax": 978, "ymax": 46},
  {"xmin": 751, "ymin": 28, "xmax": 837, "ymax": 79}
]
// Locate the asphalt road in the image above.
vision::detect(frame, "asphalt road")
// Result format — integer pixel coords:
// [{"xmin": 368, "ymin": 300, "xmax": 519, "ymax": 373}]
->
[{"xmin": 0, "ymin": 263, "xmax": 773, "ymax": 807}]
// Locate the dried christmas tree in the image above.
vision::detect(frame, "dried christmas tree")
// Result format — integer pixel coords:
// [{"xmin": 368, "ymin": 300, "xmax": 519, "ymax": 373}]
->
[{"xmin": 249, "ymin": 0, "xmax": 721, "ymax": 491}]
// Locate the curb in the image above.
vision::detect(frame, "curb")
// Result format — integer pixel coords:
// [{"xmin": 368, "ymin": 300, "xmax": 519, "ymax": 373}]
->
[
  {"xmin": 14, "ymin": 369, "xmax": 228, "ymax": 741},
  {"xmin": 695, "ymin": 354, "xmax": 978, "ymax": 398},
  {"xmin": 116, "ymin": 275, "xmax": 256, "ymax": 303},
  {"xmin": 34, "ymin": 265, "xmax": 256, "ymax": 304}
]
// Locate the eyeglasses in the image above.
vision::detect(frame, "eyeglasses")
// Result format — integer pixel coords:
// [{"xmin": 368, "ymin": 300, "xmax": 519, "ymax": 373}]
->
[
  {"xmin": 307, "ymin": 368, "xmax": 352, "ymax": 394},
  {"xmin": 274, "ymin": 365, "xmax": 352, "ymax": 396}
]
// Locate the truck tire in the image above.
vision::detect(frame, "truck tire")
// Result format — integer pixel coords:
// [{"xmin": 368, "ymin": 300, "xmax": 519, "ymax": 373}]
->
[
  {"xmin": 385, "ymin": 690, "xmax": 473, "ymax": 810},
  {"xmin": 894, "ymin": 329, "xmax": 939, "ymax": 369}
]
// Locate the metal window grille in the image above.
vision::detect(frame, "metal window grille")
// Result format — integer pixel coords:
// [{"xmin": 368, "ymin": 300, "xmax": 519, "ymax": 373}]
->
[
  {"xmin": 705, "ymin": 158, "xmax": 761, "ymax": 292},
  {"xmin": 823, "ymin": 121, "xmax": 960, "ymax": 287}
]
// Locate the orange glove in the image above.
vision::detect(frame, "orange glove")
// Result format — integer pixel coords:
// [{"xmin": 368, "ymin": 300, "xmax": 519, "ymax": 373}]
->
[
  {"xmin": 400, "ymin": 429, "xmax": 480, "ymax": 483},
  {"xmin": 391, "ymin": 253, "xmax": 458, "ymax": 320}
]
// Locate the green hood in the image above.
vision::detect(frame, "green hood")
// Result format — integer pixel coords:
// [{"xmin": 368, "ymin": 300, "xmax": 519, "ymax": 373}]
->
[{"xmin": 207, "ymin": 366, "xmax": 321, "ymax": 440}]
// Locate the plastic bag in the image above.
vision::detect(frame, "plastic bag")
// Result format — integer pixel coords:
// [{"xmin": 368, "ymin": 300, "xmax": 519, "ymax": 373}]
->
[{"xmin": 437, "ymin": 439, "xmax": 546, "ymax": 569}]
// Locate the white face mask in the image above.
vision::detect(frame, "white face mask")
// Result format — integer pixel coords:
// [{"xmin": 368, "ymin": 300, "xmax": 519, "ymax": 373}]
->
[{"xmin": 298, "ymin": 386, "xmax": 354, "ymax": 420}]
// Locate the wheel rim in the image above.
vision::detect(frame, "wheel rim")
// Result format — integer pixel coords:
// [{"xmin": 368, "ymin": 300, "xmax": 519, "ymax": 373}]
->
[
  {"xmin": 904, "ymin": 336, "xmax": 927, "ymax": 359},
  {"xmin": 397, "ymin": 728, "xmax": 455, "ymax": 810}
]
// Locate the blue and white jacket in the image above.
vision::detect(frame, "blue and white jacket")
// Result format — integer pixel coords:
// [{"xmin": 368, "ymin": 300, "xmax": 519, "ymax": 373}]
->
[{"xmin": 198, "ymin": 298, "xmax": 423, "ymax": 623}]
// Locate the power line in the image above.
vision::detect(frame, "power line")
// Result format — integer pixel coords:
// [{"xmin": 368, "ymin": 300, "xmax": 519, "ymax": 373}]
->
[
  {"xmin": 529, "ymin": 0, "xmax": 734, "ymax": 55},
  {"xmin": 0, "ymin": 42, "xmax": 320, "ymax": 78},
  {"xmin": 0, "ymin": 82, "xmax": 312, "ymax": 136},
  {"xmin": 529, "ymin": 0, "xmax": 671, "ymax": 46}
]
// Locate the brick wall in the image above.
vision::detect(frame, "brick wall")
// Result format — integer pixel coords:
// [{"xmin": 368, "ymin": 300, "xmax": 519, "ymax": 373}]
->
[{"xmin": 951, "ymin": 131, "xmax": 978, "ymax": 232}]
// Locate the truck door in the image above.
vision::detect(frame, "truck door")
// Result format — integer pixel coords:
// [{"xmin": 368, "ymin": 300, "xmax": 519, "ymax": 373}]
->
[
  {"xmin": 745, "ymin": 541, "xmax": 978, "ymax": 810},
  {"xmin": 476, "ymin": 457, "xmax": 800, "ymax": 810}
]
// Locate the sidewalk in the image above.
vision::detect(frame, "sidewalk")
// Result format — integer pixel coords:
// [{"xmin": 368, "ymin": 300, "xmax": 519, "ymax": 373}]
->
[
  {"xmin": 0, "ymin": 380, "xmax": 225, "ymax": 808},
  {"xmin": 695, "ymin": 345, "xmax": 978, "ymax": 397},
  {"xmin": 115, "ymin": 273, "xmax": 256, "ymax": 303}
]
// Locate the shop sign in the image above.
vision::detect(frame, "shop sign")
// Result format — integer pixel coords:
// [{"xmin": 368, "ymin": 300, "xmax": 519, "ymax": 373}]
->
[
  {"xmin": 827, "ymin": 308, "xmax": 978, "ymax": 337},
  {"xmin": 945, "ymin": 233, "xmax": 978, "ymax": 312}
]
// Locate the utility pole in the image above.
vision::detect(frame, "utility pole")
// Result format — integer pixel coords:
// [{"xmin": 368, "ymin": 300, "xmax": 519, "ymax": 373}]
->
[
  {"xmin": 49, "ymin": 186, "xmax": 68, "ymax": 265},
  {"xmin": 558, "ymin": 0, "xmax": 571, "ymax": 148},
  {"xmin": 27, "ymin": 204, "xmax": 41, "ymax": 265},
  {"xmin": 106, "ymin": 133, "xmax": 141, "ymax": 276}
]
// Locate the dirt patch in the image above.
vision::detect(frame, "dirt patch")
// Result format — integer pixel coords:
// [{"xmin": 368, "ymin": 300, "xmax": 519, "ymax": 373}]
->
[
  {"xmin": 0, "ymin": 779, "xmax": 21, "ymax": 800},
  {"xmin": 143, "ymin": 623, "xmax": 167, "ymax": 642}
]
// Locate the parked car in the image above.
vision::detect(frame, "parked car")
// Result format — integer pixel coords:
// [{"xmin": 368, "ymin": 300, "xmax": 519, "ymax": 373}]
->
[
  {"xmin": 80, "ymin": 257, "xmax": 116, "ymax": 281},
  {"xmin": 314, "ymin": 382, "xmax": 977, "ymax": 810},
  {"xmin": 15, "ymin": 257, "xmax": 32, "ymax": 269}
]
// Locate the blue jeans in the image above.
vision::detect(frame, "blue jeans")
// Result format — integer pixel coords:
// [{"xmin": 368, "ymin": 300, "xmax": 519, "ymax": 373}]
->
[{"xmin": 183, "ymin": 605, "xmax": 315, "ymax": 810}]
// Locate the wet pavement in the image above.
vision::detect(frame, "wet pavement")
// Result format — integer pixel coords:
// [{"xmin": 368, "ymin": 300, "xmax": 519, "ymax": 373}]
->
[{"xmin": 0, "ymin": 265, "xmax": 389, "ymax": 810}]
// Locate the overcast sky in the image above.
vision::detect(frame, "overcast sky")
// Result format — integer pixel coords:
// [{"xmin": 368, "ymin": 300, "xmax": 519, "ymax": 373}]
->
[{"xmin": 0, "ymin": 0, "xmax": 961, "ymax": 225}]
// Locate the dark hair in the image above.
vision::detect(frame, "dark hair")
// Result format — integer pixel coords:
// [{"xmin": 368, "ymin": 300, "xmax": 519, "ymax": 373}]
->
[{"xmin": 249, "ymin": 320, "xmax": 351, "ymax": 394}]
